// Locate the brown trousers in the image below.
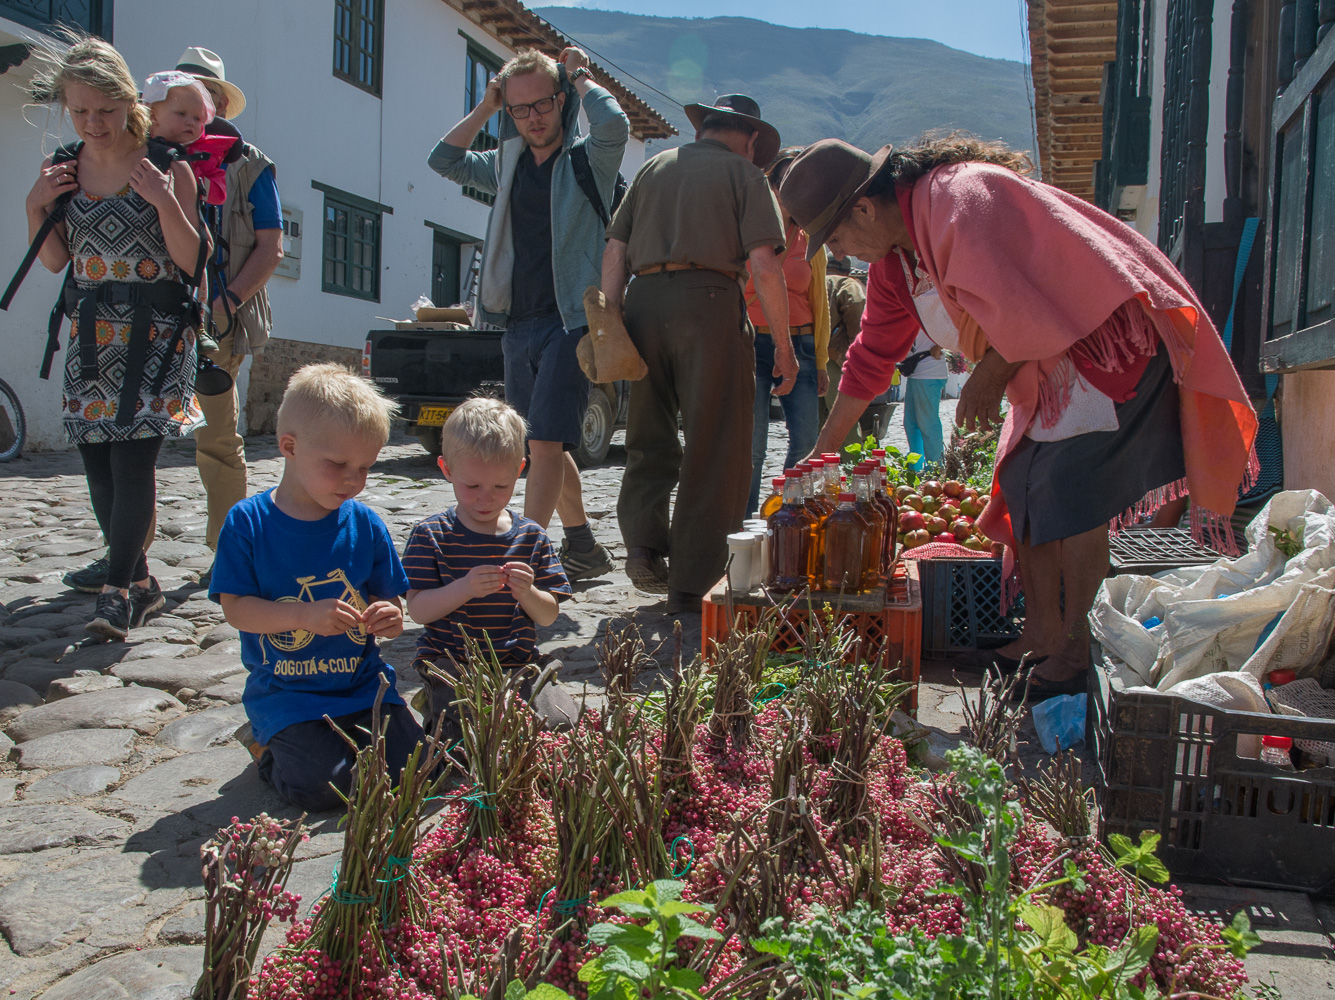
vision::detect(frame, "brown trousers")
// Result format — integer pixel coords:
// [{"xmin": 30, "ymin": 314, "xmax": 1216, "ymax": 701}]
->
[
  {"xmin": 194, "ymin": 332, "xmax": 248, "ymax": 549},
  {"xmin": 617, "ymin": 269, "xmax": 755, "ymax": 596}
]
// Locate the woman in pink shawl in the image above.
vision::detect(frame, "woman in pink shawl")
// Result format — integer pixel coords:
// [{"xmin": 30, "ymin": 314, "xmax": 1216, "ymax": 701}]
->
[{"xmin": 781, "ymin": 135, "xmax": 1257, "ymax": 698}]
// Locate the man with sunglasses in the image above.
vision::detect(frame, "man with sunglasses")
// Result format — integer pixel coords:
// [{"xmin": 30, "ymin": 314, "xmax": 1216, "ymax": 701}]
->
[{"xmin": 429, "ymin": 47, "xmax": 628, "ymax": 583}]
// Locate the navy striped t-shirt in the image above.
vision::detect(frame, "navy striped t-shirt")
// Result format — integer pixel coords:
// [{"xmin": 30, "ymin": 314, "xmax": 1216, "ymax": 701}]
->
[{"xmin": 403, "ymin": 508, "xmax": 571, "ymax": 670}]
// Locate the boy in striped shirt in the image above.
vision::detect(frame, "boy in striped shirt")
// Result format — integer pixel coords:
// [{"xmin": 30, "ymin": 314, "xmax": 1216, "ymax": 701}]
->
[{"xmin": 403, "ymin": 398, "xmax": 576, "ymax": 740}]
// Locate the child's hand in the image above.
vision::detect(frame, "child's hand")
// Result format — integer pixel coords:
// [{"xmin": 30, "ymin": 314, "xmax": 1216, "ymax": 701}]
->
[
  {"xmin": 463, "ymin": 563, "xmax": 506, "ymax": 599},
  {"xmin": 503, "ymin": 561, "xmax": 535, "ymax": 598},
  {"xmin": 301, "ymin": 598, "xmax": 363, "ymax": 636},
  {"xmin": 129, "ymin": 157, "xmax": 173, "ymax": 208},
  {"xmin": 362, "ymin": 600, "xmax": 404, "ymax": 639}
]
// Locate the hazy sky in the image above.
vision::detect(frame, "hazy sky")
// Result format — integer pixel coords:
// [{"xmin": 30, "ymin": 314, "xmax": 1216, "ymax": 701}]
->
[{"xmin": 537, "ymin": 0, "xmax": 1031, "ymax": 64}]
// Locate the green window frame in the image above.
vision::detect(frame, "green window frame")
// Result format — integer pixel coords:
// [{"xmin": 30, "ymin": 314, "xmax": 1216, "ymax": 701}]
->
[
  {"xmin": 464, "ymin": 43, "xmax": 503, "ymax": 205},
  {"xmin": 334, "ymin": 0, "xmax": 383, "ymax": 96},
  {"xmin": 315, "ymin": 182, "xmax": 392, "ymax": 301}
]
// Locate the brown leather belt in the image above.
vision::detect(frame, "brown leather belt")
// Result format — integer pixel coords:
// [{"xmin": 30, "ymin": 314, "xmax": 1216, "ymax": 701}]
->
[
  {"xmin": 755, "ymin": 324, "xmax": 815, "ymax": 335},
  {"xmin": 633, "ymin": 262, "xmax": 738, "ymax": 281}
]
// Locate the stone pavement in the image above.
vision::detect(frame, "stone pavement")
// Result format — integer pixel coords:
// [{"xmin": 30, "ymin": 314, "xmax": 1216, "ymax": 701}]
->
[{"xmin": 0, "ymin": 414, "xmax": 1331, "ymax": 996}]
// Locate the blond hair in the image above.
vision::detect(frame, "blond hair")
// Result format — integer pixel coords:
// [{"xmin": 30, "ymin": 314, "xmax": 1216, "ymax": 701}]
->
[
  {"xmin": 276, "ymin": 363, "xmax": 399, "ymax": 444},
  {"xmin": 30, "ymin": 30, "xmax": 150, "ymax": 146},
  {"xmin": 499, "ymin": 48, "xmax": 559, "ymax": 95},
  {"xmin": 440, "ymin": 397, "xmax": 527, "ymax": 467}
]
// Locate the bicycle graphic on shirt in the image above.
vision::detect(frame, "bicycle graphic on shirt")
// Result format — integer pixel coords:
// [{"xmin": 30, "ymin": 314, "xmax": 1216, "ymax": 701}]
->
[{"xmin": 263, "ymin": 569, "xmax": 368, "ymax": 664}]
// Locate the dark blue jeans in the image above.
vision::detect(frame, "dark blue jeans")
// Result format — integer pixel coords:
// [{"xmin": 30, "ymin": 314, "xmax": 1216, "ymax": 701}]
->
[
  {"xmin": 748, "ymin": 333, "xmax": 820, "ymax": 516},
  {"xmin": 257, "ymin": 701, "xmax": 424, "ymax": 812}
]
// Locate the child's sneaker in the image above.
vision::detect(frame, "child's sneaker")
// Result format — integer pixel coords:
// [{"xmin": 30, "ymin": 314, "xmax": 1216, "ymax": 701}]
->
[
  {"xmin": 86, "ymin": 591, "xmax": 130, "ymax": 642},
  {"xmin": 129, "ymin": 577, "xmax": 166, "ymax": 628},
  {"xmin": 233, "ymin": 721, "xmax": 267, "ymax": 762}
]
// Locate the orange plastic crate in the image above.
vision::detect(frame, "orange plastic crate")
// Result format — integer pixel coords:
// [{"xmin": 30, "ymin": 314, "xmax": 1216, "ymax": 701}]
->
[{"xmin": 701, "ymin": 562, "xmax": 923, "ymax": 713}]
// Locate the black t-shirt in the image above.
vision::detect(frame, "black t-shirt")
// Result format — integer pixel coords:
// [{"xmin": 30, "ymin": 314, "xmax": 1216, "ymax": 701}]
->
[{"xmin": 508, "ymin": 146, "xmax": 559, "ymax": 322}]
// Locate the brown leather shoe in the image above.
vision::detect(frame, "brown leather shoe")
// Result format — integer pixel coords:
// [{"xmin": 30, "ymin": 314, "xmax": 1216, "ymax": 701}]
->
[{"xmin": 625, "ymin": 547, "xmax": 669, "ymax": 594}]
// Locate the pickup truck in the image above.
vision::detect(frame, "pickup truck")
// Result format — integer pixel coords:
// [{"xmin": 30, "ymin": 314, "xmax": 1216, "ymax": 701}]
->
[{"xmin": 362, "ymin": 322, "xmax": 629, "ymax": 467}]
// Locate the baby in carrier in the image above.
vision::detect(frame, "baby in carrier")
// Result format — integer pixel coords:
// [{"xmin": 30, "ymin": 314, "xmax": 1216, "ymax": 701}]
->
[{"xmin": 141, "ymin": 71, "xmax": 238, "ymax": 204}]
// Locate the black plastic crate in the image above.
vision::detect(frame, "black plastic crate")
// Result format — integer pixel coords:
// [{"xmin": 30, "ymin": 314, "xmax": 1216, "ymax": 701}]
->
[
  {"xmin": 919, "ymin": 557, "xmax": 1024, "ymax": 657},
  {"xmin": 1108, "ymin": 527, "xmax": 1221, "ymax": 575},
  {"xmin": 1090, "ymin": 652, "xmax": 1335, "ymax": 897}
]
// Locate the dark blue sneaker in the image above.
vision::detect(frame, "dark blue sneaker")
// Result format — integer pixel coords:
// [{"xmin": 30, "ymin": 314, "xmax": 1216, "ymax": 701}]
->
[
  {"xmin": 63, "ymin": 556, "xmax": 108, "ymax": 593},
  {"xmin": 129, "ymin": 577, "xmax": 165, "ymax": 628},
  {"xmin": 86, "ymin": 591, "xmax": 130, "ymax": 642}
]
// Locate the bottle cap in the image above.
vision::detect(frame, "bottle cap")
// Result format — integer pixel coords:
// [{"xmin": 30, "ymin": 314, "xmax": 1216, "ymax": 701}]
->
[
  {"xmin": 810, "ymin": 457, "xmax": 825, "ymax": 467},
  {"xmin": 821, "ymin": 453, "xmax": 840, "ymax": 461},
  {"xmin": 771, "ymin": 478, "xmax": 786, "ymax": 490},
  {"xmin": 796, "ymin": 463, "xmax": 812, "ymax": 472},
  {"xmin": 784, "ymin": 470, "xmax": 802, "ymax": 478},
  {"xmin": 1268, "ymin": 669, "xmax": 1297, "ymax": 686},
  {"xmin": 838, "ymin": 492, "xmax": 855, "ymax": 503},
  {"xmin": 1261, "ymin": 735, "xmax": 1293, "ymax": 749},
  {"xmin": 872, "ymin": 448, "xmax": 887, "ymax": 457}
]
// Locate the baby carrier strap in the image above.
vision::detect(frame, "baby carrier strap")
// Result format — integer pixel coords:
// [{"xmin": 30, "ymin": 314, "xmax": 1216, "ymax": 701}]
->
[{"xmin": 0, "ymin": 141, "xmax": 84, "ymax": 313}]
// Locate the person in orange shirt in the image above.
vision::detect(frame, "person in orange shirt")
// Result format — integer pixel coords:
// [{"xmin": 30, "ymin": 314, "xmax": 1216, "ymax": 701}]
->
[{"xmin": 745, "ymin": 148, "xmax": 829, "ymax": 517}]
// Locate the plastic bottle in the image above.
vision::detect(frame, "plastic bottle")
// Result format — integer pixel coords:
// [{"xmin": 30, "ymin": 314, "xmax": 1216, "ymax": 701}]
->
[
  {"xmin": 1261, "ymin": 735, "xmax": 1295, "ymax": 769},
  {"xmin": 822, "ymin": 493, "xmax": 868, "ymax": 593},
  {"xmin": 759, "ymin": 477, "xmax": 786, "ymax": 519},
  {"xmin": 820, "ymin": 453, "xmax": 843, "ymax": 502},
  {"xmin": 796, "ymin": 463, "xmax": 828, "ymax": 583},
  {"xmin": 852, "ymin": 467, "xmax": 887, "ymax": 591},
  {"xmin": 863, "ymin": 458, "xmax": 898, "ymax": 569},
  {"xmin": 766, "ymin": 470, "xmax": 814, "ymax": 592}
]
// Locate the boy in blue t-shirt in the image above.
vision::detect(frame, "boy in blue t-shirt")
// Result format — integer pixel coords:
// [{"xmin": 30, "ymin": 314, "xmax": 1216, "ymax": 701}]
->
[
  {"xmin": 403, "ymin": 398, "xmax": 577, "ymax": 742},
  {"xmin": 211, "ymin": 363, "xmax": 422, "ymax": 811}
]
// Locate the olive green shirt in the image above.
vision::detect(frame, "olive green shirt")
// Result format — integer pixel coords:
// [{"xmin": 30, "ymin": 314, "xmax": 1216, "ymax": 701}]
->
[
  {"xmin": 606, "ymin": 138, "xmax": 784, "ymax": 275},
  {"xmin": 827, "ymin": 273, "xmax": 867, "ymax": 363}
]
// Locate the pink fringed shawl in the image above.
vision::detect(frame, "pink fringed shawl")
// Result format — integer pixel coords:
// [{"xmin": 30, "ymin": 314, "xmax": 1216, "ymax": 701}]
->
[{"xmin": 905, "ymin": 163, "xmax": 1258, "ymax": 564}]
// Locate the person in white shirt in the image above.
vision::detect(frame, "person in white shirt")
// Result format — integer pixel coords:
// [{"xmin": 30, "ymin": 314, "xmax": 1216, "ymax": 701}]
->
[{"xmin": 900, "ymin": 330, "xmax": 948, "ymax": 469}]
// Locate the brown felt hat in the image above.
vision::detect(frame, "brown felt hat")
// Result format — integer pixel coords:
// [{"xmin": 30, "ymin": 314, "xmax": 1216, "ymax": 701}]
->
[
  {"xmin": 579, "ymin": 287, "xmax": 647, "ymax": 383},
  {"xmin": 683, "ymin": 94, "xmax": 781, "ymax": 167},
  {"xmin": 780, "ymin": 139, "xmax": 895, "ymax": 259}
]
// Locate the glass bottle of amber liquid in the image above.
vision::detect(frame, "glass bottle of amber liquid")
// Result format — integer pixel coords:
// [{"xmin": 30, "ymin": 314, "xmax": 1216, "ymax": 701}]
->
[
  {"xmin": 759, "ymin": 477, "xmax": 786, "ymax": 519},
  {"xmin": 766, "ymin": 471, "xmax": 814, "ymax": 592},
  {"xmin": 867, "ymin": 454, "xmax": 899, "ymax": 569},
  {"xmin": 851, "ymin": 468, "xmax": 887, "ymax": 591},
  {"xmin": 797, "ymin": 462, "xmax": 828, "ymax": 584},
  {"xmin": 822, "ymin": 492, "xmax": 868, "ymax": 593}
]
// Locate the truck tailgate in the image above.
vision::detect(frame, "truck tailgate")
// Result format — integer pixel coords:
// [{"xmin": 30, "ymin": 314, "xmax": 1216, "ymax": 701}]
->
[{"xmin": 366, "ymin": 328, "xmax": 504, "ymax": 398}]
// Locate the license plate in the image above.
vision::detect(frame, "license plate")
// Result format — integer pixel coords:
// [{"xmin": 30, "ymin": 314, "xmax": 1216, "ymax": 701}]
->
[{"xmin": 416, "ymin": 405, "xmax": 454, "ymax": 426}]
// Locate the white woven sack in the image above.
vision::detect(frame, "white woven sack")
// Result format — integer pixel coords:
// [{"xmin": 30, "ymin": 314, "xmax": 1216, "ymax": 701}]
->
[{"xmin": 1267, "ymin": 677, "xmax": 1335, "ymax": 765}]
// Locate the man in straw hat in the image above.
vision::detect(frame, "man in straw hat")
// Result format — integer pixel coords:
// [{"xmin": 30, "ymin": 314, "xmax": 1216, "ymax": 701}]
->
[
  {"xmin": 601, "ymin": 95, "xmax": 794, "ymax": 614},
  {"xmin": 62, "ymin": 46, "xmax": 282, "ymax": 595},
  {"xmin": 429, "ymin": 47, "xmax": 627, "ymax": 583}
]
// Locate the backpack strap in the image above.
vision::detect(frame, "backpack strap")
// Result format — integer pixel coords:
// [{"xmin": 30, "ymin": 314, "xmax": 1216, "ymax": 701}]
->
[
  {"xmin": 1, "ymin": 142, "xmax": 83, "ymax": 312},
  {"xmin": 569, "ymin": 142, "xmax": 609, "ymax": 227}
]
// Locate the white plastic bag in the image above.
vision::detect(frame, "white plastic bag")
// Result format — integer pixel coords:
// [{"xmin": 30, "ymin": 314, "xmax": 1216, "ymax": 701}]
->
[{"xmin": 410, "ymin": 294, "xmax": 434, "ymax": 318}]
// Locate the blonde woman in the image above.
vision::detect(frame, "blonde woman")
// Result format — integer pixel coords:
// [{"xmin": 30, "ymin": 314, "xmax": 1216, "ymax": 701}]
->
[{"xmin": 24, "ymin": 34, "xmax": 205, "ymax": 640}]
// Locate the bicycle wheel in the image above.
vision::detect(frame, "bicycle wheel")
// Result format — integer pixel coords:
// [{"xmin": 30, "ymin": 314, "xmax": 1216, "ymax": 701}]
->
[{"xmin": 0, "ymin": 378, "xmax": 25, "ymax": 463}]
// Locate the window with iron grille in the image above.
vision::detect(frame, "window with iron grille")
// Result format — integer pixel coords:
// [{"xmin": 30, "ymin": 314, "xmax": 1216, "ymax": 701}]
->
[
  {"xmin": 334, "ymin": 0, "xmax": 382, "ymax": 96},
  {"xmin": 464, "ymin": 44, "xmax": 504, "ymax": 205},
  {"xmin": 317, "ymin": 184, "xmax": 390, "ymax": 301}
]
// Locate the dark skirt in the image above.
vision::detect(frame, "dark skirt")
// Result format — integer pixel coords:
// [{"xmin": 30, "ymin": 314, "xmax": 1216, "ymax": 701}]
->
[{"xmin": 998, "ymin": 344, "xmax": 1185, "ymax": 545}]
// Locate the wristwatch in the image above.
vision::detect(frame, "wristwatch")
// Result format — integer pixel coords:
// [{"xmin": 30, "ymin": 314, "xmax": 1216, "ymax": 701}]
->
[{"xmin": 569, "ymin": 66, "xmax": 593, "ymax": 84}]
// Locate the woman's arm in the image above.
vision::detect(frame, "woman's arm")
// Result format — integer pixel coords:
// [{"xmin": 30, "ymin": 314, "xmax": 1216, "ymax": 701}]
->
[
  {"xmin": 130, "ymin": 159, "xmax": 204, "ymax": 274},
  {"xmin": 25, "ymin": 155, "xmax": 74, "ymax": 273}
]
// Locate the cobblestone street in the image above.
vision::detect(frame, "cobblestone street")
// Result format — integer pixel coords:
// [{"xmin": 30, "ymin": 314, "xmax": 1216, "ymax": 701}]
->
[{"xmin": 0, "ymin": 406, "xmax": 1331, "ymax": 996}]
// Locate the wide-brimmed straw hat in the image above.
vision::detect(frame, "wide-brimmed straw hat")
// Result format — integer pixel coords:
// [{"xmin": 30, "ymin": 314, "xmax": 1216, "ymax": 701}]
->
[
  {"xmin": 175, "ymin": 47, "xmax": 246, "ymax": 119},
  {"xmin": 683, "ymin": 94, "xmax": 781, "ymax": 167},
  {"xmin": 579, "ymin": 287, "xmax": 647, "ymax": 383},
  {"xmin": 780, "ymin": 139, "xmax": 895, "ymax": 259}
]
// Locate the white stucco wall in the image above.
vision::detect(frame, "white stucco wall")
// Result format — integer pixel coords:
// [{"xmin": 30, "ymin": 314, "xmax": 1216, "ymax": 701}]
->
[
  {"xmin": 1203, "ymin": 0, "xmax": 1232, "ymax": 224},
  {"xmin": 0, "ymin": 1, "xmax": 653, "ymax": 450}
]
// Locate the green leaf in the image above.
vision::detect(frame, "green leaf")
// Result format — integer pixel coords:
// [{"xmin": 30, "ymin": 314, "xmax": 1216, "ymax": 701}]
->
[
  {"xmin": 750, "ymin": 936, "xmax": 791, "ymax": 959},
  {"xmin": 1109, "ymin": 830, "xmax": 1171, "ymax": 883},
  {"xmin": 1017, "ymin": 902, "xmax": 1077, "ymax": 954},
  {"xmin": 656, "ymin": 899, "xmax": 711, "ymax": 918},
  {"xmin": 1222, "ymin": 910, "xmax": 1263, "ymax": 958},
  {"xmin": 504, "ymin": 981, "xmax": 527, "ymax": 1000},
  {"xmin": 672, "ymin": 916, "xmax": 723, "ymax": 941},
  {"xmin": 599, "ymin": 889, "xmax": 651, "ymax": 910},
  {"xmin": 526, "ymin": 986, "xmax": 575, "ymax": 1000},
  {"xmin": 577, "ymin": 960, "xmax": 599, "ymax": 984},
  {"xmin": 647, "ymin": 879, "xmax": 685, "ymax": 903},
  {"xmin": 1107, "ymin": 924, "xmax": 1158, "ymax": 980},
  {"xmin": 588, "ymin": 923, "xmax": 657, "ymax": 949},
  {"xmin": 665, "ymin": 967, "xmax": 705, "ymax": 991}
]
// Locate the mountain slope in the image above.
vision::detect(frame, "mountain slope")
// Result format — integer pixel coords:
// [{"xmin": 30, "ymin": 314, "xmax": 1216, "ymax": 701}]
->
[{"xmin": 534, "ymin": 8, "xmax": 1035, "ymax": 154}]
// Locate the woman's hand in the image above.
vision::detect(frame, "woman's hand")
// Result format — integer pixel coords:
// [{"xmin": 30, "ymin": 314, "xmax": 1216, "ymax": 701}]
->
[
  {"xmin": 27, "ymin": 158, "xmax": 78, "ymax": 213},
  {"xmin": 816, "ymin": 369, "xmax": 831, "ymax": 396},
  {"xmin": 955, "ymin": 348, "xmax": 1020, "ymax": 434},
  {"xmin": 129, "ymin": 157, "xmax": 173, "ymax": 209}
]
